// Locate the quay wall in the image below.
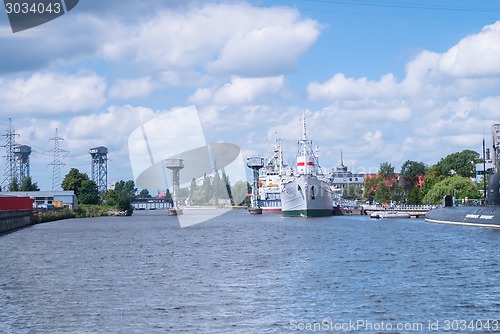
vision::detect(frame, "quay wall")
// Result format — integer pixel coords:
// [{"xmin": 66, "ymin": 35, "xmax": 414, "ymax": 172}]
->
[
  {"xmin": 0, "ymin": 210, "xmax": 32, "ymax": 233},
  {"xmin": 1, "ymin": 196, "xmax": 33, "ymax": 233}
]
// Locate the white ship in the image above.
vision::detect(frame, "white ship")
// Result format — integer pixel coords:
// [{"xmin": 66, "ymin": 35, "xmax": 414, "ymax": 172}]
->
[
  {"xmin": 281, "ymin": 113, "xmax": 334, "ymax": 217},
  {"xmin": 257, "ymin": 138, "xmax": 285, "ymax": 213}
]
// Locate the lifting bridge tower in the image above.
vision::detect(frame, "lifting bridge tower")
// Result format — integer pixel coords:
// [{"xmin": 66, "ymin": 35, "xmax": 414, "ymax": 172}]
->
[
  {"xmin": 90, "ymin": 146, "xmax": 108, "ymax": 194},
  {"xmin": 14, "ymin": 144, "xmax": 31, "ymax": 183}
]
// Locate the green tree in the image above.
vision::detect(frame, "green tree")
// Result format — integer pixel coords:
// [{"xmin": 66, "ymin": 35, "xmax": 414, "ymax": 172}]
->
[
  {"xmin": 401, "ymin": 160, "xmax": 427, "ymax": 186},
  {"xmin": 436, "ymin": 149, "xmax": 480, "ymax": 178},
  {"xmin": 110, "ymin": 180, "xmax": 136, "ymax": 211},
  {"xmin": 114, "ymin": 180, "xmax": 136, "ymax": 199},
  {"xmin": 8, "ymin": 176, "xmax": 20, "ymax": 191},
  {"xmin": 343, "ymin": 184, "xmax": 361, "ymax": 200},
  {"xmin": 164, "ymin": 188, "xmax": 172, "ymax": 201},
  {"xmin": 102, "ymin": 189, "xmax": 119, "ymax": 207},
  {"xmin": 62, "ymin": 168, "xmax": 89, "ymax": 197},
  {"xmin": 212, "ymin": 170, "xmax": 222, "ymax": 204},
  {"xmin": 422, "ymin": 175, "xmax": 481, "ymax": 204},
  {"xmin": 138, "ymin": 189, "xmax": 151, "ymax": 198},
  {"xmin": 374, "ymin": 179, "xmax": 391, "ymax": 204},
  {"xmin": 202, "ymin": 174, "xmax": 212, "ymax": 204},
  {"xmin": 19, "ymin": 176, "xmax": 40, "ymax": 191},
  {"xmin": 400, "ymin": 160, "xmax": 427, "ymax": 204},
  {"xmin": 363, "ymin": 176, "xmax": 380, "ymax": 203},
  {"xmin": 78, "ymin": 180, "xmax": 100, "ymax": 204},
  {"xmin": 231, "ymin": 180, "xmax": 250, "ymax": 205},
  {"xmin": 221, "ymin": 170, "xmax": 233, "ymax": 204},
  {"xmin": 420, "ymin": 164, "xmax": 443, "ymax": 200},
  {"xmin": 189, "ymin": 178, "xmax": 197, "ymax": 204},
  {"xmin": 379, "ymin": 162, "xmax": 395, "ymax": 178},
  {"xmin": 407, "ymin": 186, "xmax": 423, "ymax": 205}
]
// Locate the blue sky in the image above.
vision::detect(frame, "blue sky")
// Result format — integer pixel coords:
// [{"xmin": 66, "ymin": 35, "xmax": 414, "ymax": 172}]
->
[{"xmin": 1, "ymin": 0, "xmax": 500, "ymax": 191}]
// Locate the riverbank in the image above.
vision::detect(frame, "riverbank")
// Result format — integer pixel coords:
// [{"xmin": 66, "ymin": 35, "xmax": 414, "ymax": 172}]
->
[
  {"xmin": 31, "ymin": 209, "xmax": 76, "ymax": 225},
  {"xmin": 0, "ymin": 210, "xmax": 31, "ymax": 233}
]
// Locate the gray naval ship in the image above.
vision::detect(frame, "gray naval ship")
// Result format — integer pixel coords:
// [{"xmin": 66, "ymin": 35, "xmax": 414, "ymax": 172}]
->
[{"xmin": 425, "ymin": 173, "xmax": 500, "ymax": 229}]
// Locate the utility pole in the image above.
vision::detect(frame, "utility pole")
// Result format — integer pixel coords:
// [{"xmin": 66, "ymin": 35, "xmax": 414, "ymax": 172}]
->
[
  {"xmin": 2, "ymin": 118, "xmax": 19, "ymax": 190},
  {"xmin": 48, "ymin": 128, "xmax": 68, "ymax": 191}
]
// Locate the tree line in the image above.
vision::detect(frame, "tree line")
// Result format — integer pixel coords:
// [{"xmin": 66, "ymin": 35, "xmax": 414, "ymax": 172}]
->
[
  {"xmin": 362, "ymin": 149, "xmax": 484, "ymax": 205},
  {"xmin": 4, "ymin": 149, "xmax": 483, "ymax": 207}
]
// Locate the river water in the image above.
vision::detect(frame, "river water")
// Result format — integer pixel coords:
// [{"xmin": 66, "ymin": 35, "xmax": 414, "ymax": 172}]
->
[{"xmin": 1, "ymin": 210, "xmax": 499, "ymax": 333}]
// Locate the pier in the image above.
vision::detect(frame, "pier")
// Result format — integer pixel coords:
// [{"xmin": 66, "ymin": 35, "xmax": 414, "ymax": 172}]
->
[{"xmin": 363, "ymin": 205, "xmax": 437, "ymax": 218}]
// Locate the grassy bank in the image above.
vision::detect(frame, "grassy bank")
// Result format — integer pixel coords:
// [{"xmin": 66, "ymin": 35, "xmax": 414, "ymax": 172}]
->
[
  {"xmin": 31, "ymin": 208, "xmax": 76, "ymax": 224},
  {"xmin": 31, "ymin": 205, "xmax": 133, "ymax": 224}
]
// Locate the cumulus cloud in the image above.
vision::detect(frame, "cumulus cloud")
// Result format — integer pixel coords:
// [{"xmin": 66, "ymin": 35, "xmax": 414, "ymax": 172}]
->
[
  {"xmin": 308, "ymin": 73, "xmax": 399, "ymax": 100},
  {"xmin": 64, "ymin": 104, "xmax": 156, "ymax": 147},
  {"xmin": 189, "ymin": 75, "xmax": 285, "ymax": 105},
  {"xmin": 438, "ymin": 22, "xmax": 500, "ymax": 78},
  {"xmin": 108, "ymin": 76, "xmax": 155, "ymax": 99},
  {"xmin": 301, "ymin": 20, "xmax": 500, "ymax": 170},
  {"xmin": 100, "ymin": 4, "xmax": 320, "ymax": 77},
  {"xmin": 0, "ymin": 71, "xmax": 106, "ymax": 114},
  {"xmin": 309, "ymin": 21, "xmax": 500, "ymax": 103}
]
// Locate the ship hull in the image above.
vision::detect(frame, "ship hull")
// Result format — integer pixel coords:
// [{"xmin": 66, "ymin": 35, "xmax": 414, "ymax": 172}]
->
[
  {"xmin": 281, "ymin": 174, "xmax": 333, "ymax": 217},
  {"xmin": 258, "ymin": 199, "xmax": 282, "ymax": 213},
  {"xmin": 261, "ymin": 206, "xmax": 282, "ymax": 214},
  {"xmin": 425, "ymin": 206, "xmax": 500, "ymax": 229}
]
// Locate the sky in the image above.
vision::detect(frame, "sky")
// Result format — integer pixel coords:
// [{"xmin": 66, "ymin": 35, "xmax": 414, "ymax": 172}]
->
[{"xmin": 2, "ymin": 0, "xmax": 500, "ymax": 192}]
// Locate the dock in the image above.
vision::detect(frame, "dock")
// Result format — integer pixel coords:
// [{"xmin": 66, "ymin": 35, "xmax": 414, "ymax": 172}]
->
[{"xmin": 363, "ymin": 205, "xmax": 437, "ymax": 218}]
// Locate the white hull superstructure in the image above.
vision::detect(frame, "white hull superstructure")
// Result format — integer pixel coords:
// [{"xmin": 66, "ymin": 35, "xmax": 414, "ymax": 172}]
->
[
  {"xmin": 281, "ymin": 112, "xmax": 334, "ymax": 217},
  {"xmin": 257, "ymin": 139, "xmax": 284, "ymax": 213},
  {"xmin": 281, "ymin": 173, "xmax": 334, "ymax": 217}
]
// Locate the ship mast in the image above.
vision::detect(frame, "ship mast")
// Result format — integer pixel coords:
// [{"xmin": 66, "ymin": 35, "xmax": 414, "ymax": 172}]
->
[{"xmin": 297, "ymin": 111, "xmax": 315, "ymax": 175}]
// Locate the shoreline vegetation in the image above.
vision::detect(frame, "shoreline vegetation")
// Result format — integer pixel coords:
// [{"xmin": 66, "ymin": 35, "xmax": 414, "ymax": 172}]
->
[
  {"xmin": 31, "ymin": 205, "xmax": 133, "ymax": 224},
  {"xmin": 30, "ymin": 205, "xmax": 249, "ymax": 225}
]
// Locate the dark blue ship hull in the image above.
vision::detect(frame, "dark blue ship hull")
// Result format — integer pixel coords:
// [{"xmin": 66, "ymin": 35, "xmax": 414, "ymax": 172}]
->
[
  {"xmin": 425, "ymin": 206, "xmax": 500, "ymax": 229},
  {"xmin": 425, "ymin": 173, "xmax": 500, "ymax": 229}
]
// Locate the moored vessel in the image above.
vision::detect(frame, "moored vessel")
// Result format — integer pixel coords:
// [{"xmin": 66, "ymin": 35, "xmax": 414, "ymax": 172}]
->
[
  {"xmin": 257, "ymin": 138, "xmax": 285, "ymax": 213},
  {"xmin": 280, "ymin": 112, "xmax": 334, "ymax": 217},
  {"xmin": 425, "ymin": 173, "xmax": 500, "ymax": 229}
]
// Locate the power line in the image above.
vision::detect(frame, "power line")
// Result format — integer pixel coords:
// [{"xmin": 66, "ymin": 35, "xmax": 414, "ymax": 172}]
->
[
  {"xmin": 2, "ymin": 118, "xmax": 19, "ymax": 189},
  {"xmin": 48, "ymin": 128, "xmax": 69, "ymax": 191},
  {"xmin": 194, "ymin": 0, "xmax": 500, "ymax": 19},
  {"xmin": 299, "ymin": 0, "xmax": 500, "ymax": 13}
]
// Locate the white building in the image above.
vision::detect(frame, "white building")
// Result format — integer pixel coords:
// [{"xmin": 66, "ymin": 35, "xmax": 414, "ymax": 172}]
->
[{"xmin": 0, "ymin": 191, "xmax": 78, "ymax": 209}]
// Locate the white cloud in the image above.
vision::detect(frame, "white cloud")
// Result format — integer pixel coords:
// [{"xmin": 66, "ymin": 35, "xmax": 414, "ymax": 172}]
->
[
  {"xmin": 438, "ymin": 21, "xmax": 500, "ymax": 78},
  {"xmin": 189, "ymin": 76, "xmax": 285, "ymax": 105},
  {"xmin": 108, "ymin": 76, "xmax": 155, "ymax": 99},
  {"xmin": 0, "ymin": 71, "xmax": 106, "ymax": 114},
  {"xmin": 309, "ymin": 21, "xmax": 500, "ymax": 103},
  {"xmin": 208, "ymin": 11, "xmax": 320, "ymax": 75},
  {"xmin": 308, "ymin": 73, "xmax": 399, "ymax": 100},
  {"xmin": 100, "ymin": 4, "xmax": 320, "ymax": 77},
  {"xmin": 64, "ymin": 104, "xmax": 156, "ymax": 148}
]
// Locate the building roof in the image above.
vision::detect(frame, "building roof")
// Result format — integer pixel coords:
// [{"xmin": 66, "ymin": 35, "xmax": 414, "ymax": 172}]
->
[{"xmin": 0, "ymin": 191, "xmax": 75, "ymax": 198}]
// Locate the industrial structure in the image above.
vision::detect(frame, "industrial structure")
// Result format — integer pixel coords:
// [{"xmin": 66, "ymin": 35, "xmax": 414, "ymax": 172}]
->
[
  {"xmin": 89, "ymin": 146, "xmax": 108, "ymax": 194},
  {"xmin": 2, "ymin": 118, "xmax": 19, "ymax": 189},
  {"xmin": 246, "ymin": 157, "xmax": 265, "ymax": 214},
  {"xmin": 14, "ymin": 144, "xmax": 32, "ymax": 184},
  {"xmin": 492, "ymin": 124, "xmax": 500, "ymax": 173},
  {"xmin": 165, "ymin": 158, "xmax": 184, "ymax": 215},
  {"xmin": 48, "ymin": 128, "xmax": 68, "ymax": 191}
]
